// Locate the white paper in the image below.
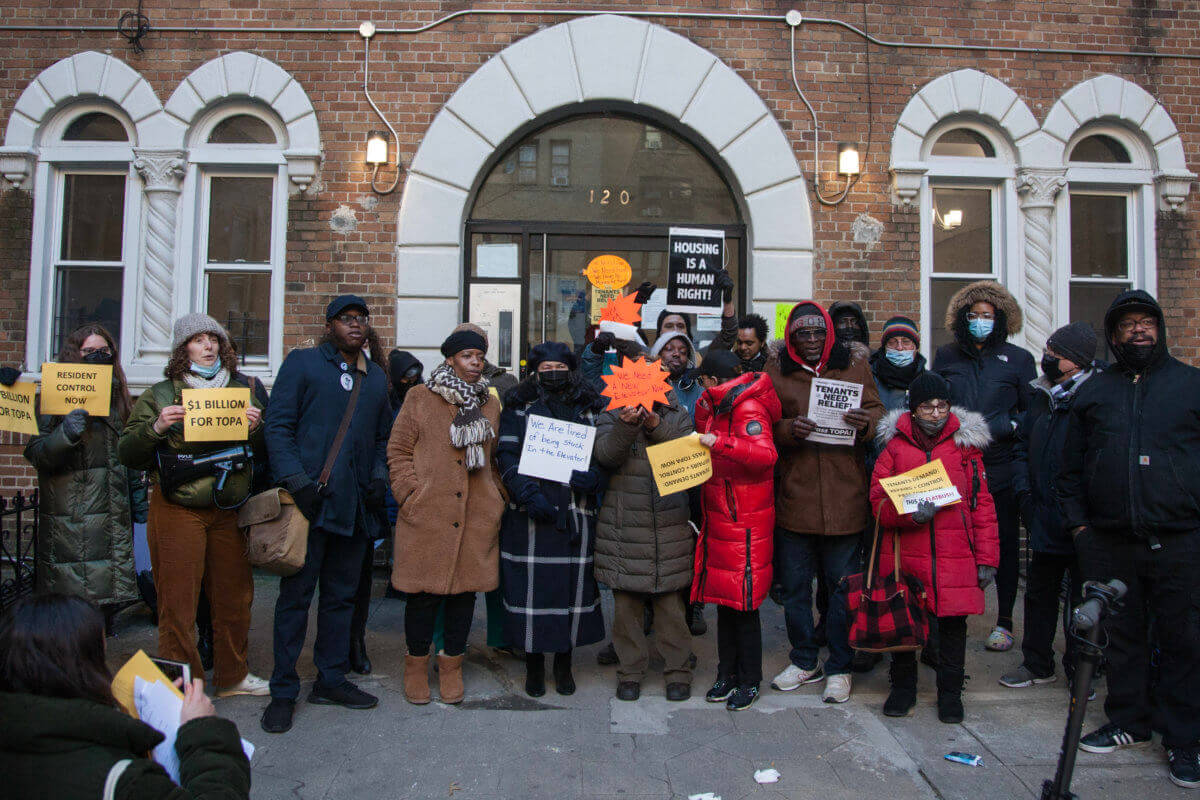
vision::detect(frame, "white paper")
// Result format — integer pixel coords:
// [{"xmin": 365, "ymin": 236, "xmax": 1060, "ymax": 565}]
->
[
  {"xmin": 475, "ymin": 242, "xmax": 519, "ymax": 278},
  {"xmin": 753, "ymin": 768, "xmax": 781, "ymax": 784},
  {"xmin": 901, "ymin": 486, "xmax": 963, "ymax": 513},
  {"xmin": 134, "ymin": 676, "xmax": 255, "ymax": 785},
  {"xmin": 517, "ymin": 414, "xmax": 597, "ymax": 484},
  {"xmin": 639, "ymin": 288, "xmax": 668, "ymax": 335},
  {"xmin": 689, "ymin": 794, "xmax": 722, "ymax": 800},
  {"xmin": 806, "ymin": 378, "xmax": 862, "ymax": 446}
]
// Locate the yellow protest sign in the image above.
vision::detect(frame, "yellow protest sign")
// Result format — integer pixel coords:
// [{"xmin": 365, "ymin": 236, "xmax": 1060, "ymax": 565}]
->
[
  {"xmin": 646, "ymin": 433, "xmax": 713, "ymax": 497},
  {"xmin": 39, "ymin": 362, "xmax": 112, "ymax": 416},
  {"xmin": 877, "ymin": 458, "xmax": 962, "ymax": 515},
  {"xmin": 590, "ymin": 287, "xmax": 623, "ymax": 324},
  {"xmin": 774, "ymin": 302, "xmax": 792, "ymax": 340},
  {"xmin": 584, "ymin": 254, "xmax": 632, "ymax": 290},
  {"xmin": 111, "ymin": 649, "xmax": 184, "ymax": 717},
  {"xmin": 182, "ymin": 387, "xmax": 251, "ymax": 442},
  {"xmin": 0, "ymin": 382, "xmax": 39, "ymax": 435}
]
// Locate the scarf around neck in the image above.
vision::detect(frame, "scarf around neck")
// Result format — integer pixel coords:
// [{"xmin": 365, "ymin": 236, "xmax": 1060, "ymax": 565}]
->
[
  {"xmin": 183, "ymin": 366, "xmax": 231, "ymax": 390},
  {"xmin": 427, "ymin": 363, "xmax": 494, "ymax": 471}
]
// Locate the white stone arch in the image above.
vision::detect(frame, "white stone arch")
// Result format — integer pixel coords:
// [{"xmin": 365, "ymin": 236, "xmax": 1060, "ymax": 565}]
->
[
  {"xmin": 164, "ymin": 52, "xmax": 322, "ymax": 190},
  {"xmin": 394, "ymin": 13, "xmax": 812, "ymax": 361},
  {"xmin": 0, "ymin": 51, "xmax": 164, "ymax": 188},
  {"xmin": 1042, "ymin": 74, "xmax": 1195, "ymax": 210}
]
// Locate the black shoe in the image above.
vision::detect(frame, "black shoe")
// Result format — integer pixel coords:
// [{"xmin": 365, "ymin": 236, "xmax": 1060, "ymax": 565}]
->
[
  {"xmin": 525, "ymin": 653, "xmax": 546, "ymax": 698},
  {"xmin": 616, "ymin": 681, "xmax": 641, "ymax": 701},
  {"xmin": 1078, "ymin": 722, "xmax": 1152, "ymax": 754},
  {"xmin": 726, "ymin": 684, "xmax": 759, "ymax": 711},
  {"xmin": 851, "ymin": 650, "xmax": 882, "ymax": 674},
  {"xmin": 308, "ymin": 680, "xmax": 378, "ymax": 710},
  {"xmin": 936, "ymin": 669, "xmax": 964, "ymax": 724},
  {"xmin": 884, "ymin": 660, "xmax": 918, "ymax": 717},
  {"xmin": 705, "ymin": 675, "xmax": 737, "ymax": 703},
  {"xmin": 261, "ymin": 698, "xmax": 295, "ymax": 733},
  {"xmin": 553, "ymin": 652, "xmax": 575, "ymax": 696},
  {"xmin": 1168, "ymin": 747, "xmax": 1200, "ymax": 788},
  {"xmin": 687, "ymin": 603, "xmax": 707, "ymax": 636},
  {"xmin": 349, "ymin": 634, "xmax": 372, "ymax": 675},
  {"xmin": 665, "ymin": 682, "xmax": 691, "ymax": 702},
  {"xmin": 597, "ymin": 642, "xmax": 619, "ymax": 666}
]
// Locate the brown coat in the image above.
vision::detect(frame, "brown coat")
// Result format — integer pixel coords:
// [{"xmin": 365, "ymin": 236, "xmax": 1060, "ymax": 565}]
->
[
  {"xmin": 387, "ymin": 384, "xmax": 505, "ymax": 594},
  {"xmin": 766, "ymin": 338, "xmax": 885, "ymax": 536}
]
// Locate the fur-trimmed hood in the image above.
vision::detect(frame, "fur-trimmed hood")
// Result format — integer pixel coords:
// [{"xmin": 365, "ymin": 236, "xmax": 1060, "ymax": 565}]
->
[
  {"xmin": 875, "ymin": 406, "xmax": 992, "ymax": 451},
  {"xmin": 943, "ymin": 280, "xmax": 1023, "ymax": 337}
]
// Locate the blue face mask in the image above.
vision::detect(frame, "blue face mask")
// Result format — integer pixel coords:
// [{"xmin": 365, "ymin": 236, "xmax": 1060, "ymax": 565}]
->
[
  {"xmin": 885, "ymin": 348, "xmax": 916, "ymax": 367},
  {"xmin": 968, "ymin": 318, "xmax": 995, "ymax": 340},
  {"xmin": 190, "ymin": 360, "xmax": 222, "ymax": 379}
]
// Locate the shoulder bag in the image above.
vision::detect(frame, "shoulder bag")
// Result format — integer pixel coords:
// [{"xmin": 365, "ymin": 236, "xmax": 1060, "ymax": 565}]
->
[{"xmin": 843, "ymin": 503, "xmax": 930, "ymax": 653}]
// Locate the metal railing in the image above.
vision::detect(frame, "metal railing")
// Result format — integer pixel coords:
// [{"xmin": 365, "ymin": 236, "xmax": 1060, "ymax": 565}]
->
[{"xmin": 0, "ymin": 489, "xmax": 38, "ymax": 612}]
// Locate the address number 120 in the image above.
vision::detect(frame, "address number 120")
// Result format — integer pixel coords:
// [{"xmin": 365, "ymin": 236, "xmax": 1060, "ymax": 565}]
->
[{"xmin": 588, "ymin": 188, "xmax": 632, "ymax": 206}]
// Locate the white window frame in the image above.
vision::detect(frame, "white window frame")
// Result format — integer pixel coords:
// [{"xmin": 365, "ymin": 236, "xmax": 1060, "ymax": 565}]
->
[{"xmin": 25, "ymin": 103, "xmax": 141, "ymax": 369}]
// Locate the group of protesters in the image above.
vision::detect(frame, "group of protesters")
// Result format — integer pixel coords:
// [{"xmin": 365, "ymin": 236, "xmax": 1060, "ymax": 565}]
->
[{"xmin": 3, "ymin": 270, "xmax": 1200, "ymax": 795}]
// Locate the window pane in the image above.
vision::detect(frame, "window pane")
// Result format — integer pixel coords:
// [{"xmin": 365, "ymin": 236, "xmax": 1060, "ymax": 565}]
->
[
  {"xmin": 63, "ymin": 112, "xmax": 128, "ymax": 142},
  {"xmin": 929, "ymin": 278, "xmax": 978, "ymax": 353},
  {"xmin": 1070, "ymin": 194, "xmax": 1127, "ymax": 278},
  {"xmin": 55, "ymin": 268, "xmax": 122, "ymax": 355},
  {"xmin": 208, "ymin": 114, "xmax": 276, "ymax": 144},
  {"xmin": 207, "ymin": 272, "xmax": 271, "ymax": 357},
  {"xmin": 1069, "ymin": 135, "xmax": 1131, "ymax": 164},
  {"xmin": 61, "ymin": 174, "xmax": 125, "ymax": 261},
  {"xmin": 207, "ymin": 177, "xmax": 273, "ymax": 263},
  {"xmin": 1069, "ymin": 283, "xmax": 1126, "ymax": 361},
  {"xmin": 932, "ymin": 187, "xmax": 992, "ymax": 274},
  {"xmin": 931, "ymin": 128, "xmax": 995, "ymax": 158},
  {"xmin": 472, "ymin": 115, "xmax": 740, "ymax": 224}
]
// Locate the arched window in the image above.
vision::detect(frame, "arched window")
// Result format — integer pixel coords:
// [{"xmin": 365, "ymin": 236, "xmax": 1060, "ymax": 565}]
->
[
  {"xmin": 930, "ymin": 128, "xmax": 996, "ymax": 159},
  {"xmin": 208, "ymin": 114, "xmax": 277, "ymax": 145},
  {"xmin": 1069, "ymin": 134, "xmax": 1131, "ymax": 164},
  {"xmin": 63, "ymin": 112, "xmax": 129, "ymax": 142}
]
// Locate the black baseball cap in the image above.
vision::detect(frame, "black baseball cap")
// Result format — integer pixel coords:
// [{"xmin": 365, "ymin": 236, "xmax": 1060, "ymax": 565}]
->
[{"xmin": 326, "ymin": 294, "xmax": 369, "ymax": 321}]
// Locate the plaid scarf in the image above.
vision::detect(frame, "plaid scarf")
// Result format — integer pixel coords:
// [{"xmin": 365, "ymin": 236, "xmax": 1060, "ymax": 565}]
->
[{"xmin": 426, "ymin": 363, "xmax": 494, "ymax": 471}]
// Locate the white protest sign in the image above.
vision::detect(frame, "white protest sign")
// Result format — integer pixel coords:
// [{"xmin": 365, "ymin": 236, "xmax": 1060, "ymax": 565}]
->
[
  {"xmin": 517, "ymin": 413, "xmax": 597, "ymax": 484},
  {"xmin": 806, "ymin": 378, "xmax": 862, "ymax": 446},
  {"xmin": 901, "ymin": 486, "xmax": 963, "ymax": 513}
]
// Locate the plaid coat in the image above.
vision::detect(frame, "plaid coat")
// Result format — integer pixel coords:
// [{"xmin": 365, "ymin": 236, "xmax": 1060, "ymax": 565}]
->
[{"xmin": 496, "ymin": 377, "xmax": 608, "ymax": 653}]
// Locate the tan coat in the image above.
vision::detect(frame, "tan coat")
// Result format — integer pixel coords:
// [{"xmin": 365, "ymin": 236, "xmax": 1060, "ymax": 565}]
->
[{"xmin": 387, "ymin": 385, "xmax": 505, "ymax": 594}]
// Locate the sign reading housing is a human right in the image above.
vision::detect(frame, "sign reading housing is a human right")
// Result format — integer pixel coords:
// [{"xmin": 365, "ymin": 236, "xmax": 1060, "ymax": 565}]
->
[{"xmin": 666, "ymin": 227, "xmax": 724, "ymax": 314}]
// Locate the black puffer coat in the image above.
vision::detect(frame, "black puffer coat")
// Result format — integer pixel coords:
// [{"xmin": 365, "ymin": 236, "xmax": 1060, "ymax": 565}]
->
[{"xmin": 1058, "ymin": 290, "xmax": 1200, "ymax": 539}]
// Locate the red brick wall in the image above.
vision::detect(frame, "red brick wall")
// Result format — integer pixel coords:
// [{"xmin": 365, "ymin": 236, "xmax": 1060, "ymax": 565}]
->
[{"xmin": 1, "ymin": 1, "xmax": 1198, "ymax": 489}]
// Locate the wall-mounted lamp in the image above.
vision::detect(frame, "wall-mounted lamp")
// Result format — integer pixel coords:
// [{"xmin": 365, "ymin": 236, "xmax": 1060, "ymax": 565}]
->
[
  {"xmin": 361, "ymin": 21, "xmax": 401, "ymax": 194},
  {"xmin": 366, "ymin": 131, "xmax": 389, "ymax": 166},
  {"xmin": 837, "ymin": 143, "xmax": 861, "ymax": 177}
]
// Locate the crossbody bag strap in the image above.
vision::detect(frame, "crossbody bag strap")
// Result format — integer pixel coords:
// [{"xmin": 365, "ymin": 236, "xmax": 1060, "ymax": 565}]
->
[
  {"xmin": 102, "ymin": 759, "xmax": 132, "ymax": 800},
  {"xmin": 316, "ymin": 371, "xmax": 363, "ymax": 492},
  {"xmin": 865, "ymin": 499, "xmax": 888, "ymax": 587}
]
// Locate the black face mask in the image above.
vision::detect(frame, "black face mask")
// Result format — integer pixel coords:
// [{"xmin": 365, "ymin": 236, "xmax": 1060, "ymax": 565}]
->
[
  {"xmin": 81, "ymin": 350, "xmax": 114, "ymax": 365},
  {"xmin": 834, "ymin": 326, "xmax": 860, "ymax": 343},
  {"xmin": 1116, "ymin": 341, "xmax": 1156, "ymax": 372},
  {"xmin": 538, "ymin": 370, "xmax": 570, "ymax": 392},
  {"xmin": 1040, "ymin": 354, "xmax": 1064, "ymax": 383}
]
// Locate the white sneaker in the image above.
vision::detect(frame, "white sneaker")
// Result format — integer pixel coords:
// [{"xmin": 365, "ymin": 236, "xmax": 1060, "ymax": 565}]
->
[
  {"xmin": 823, "ymin": 673, "xmax": 852, "ymax": 703},
  {"xmin": 217, "ymin": 672, "xmax": 270, "ymax": 697},
  {"xmin": 770, "ymin": 663, "xmax": 825, "ymax": 691}
]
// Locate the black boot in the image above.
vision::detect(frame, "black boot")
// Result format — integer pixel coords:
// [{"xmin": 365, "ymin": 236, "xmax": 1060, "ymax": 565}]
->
[
  {"xmin": 349, "ymin": 632, "xmax": 372, "ymax": 675},
  {"xmin": 525, "ymin": 653, "xmax": 546, "ymax": 697},
  {"xmin": 883, "ymin": 658, "xmax": 918, "ymax": 717},
  {"xmin": 936, "ymin": 667, "xmax": 965, "ymax": 723},
  {"xmin": 553, "ymin": 651, "xmax": 575, "ymax": 695}
]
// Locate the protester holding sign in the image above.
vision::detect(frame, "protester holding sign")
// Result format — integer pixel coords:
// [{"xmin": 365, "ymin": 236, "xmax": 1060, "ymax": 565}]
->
[
  {"xmin": 494, "ymin": 342, "xmax": 608, "ymax": 697},
  {"xmin": 869, "ymin": 373, "xmax": 998, "ymax": 722},
  {"xmin": 118, "ymin": 313, "xmax": 269, "ymax": 701},
  {"xmin": 23, "ymin": 324, "xmax": 145, "ymax": 621},
  {"xmin": 690, "ymin": 350, "xmax": 782, "ymax": 711}
]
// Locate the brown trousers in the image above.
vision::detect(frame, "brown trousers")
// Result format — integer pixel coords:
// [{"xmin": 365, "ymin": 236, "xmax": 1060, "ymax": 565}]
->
[
  {"xmin": 612, "ymin": 590, "xmax": 693, "ymax": 685},
  {"xmin": 147, "ymin": 489, "xmax": 253, "ymax": 688}
]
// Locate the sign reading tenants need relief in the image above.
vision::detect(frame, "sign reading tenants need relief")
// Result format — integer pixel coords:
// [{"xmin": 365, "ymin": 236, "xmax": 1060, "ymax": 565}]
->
[
  {"xmin": 39, "ymin": 362, "xmax": 112, "ymax": 416},
  {"xmin": 182, "ymin": 387, "xmax": 251, "ymax": 442},
  {"xmin": 0, "ymin": 382, "xmax": 39, "ymax": 435},
  {"xmin": 806, "ymin": 378, "xmax": 862, "ymax": 446},
  {"xmin": 517, "ymin": 413, "xmax": 597, "ymax": 484},
  {"xmin": 666, "ymin": 227, "xmax": 724, "ymax": 314},
  {"xmin": 646, "ymin": 433, "xmax": 713, "ymax": 496}
]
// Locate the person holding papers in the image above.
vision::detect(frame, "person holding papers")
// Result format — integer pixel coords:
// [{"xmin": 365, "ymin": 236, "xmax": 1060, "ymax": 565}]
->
[
  {"xmin": 869, "ymin": 372, "xmax": 999, "ymax": 722},
  {"xmin": 0, "ymin": 593, "xmax": 251, "ymax": 799},
  {"xmin": 495, "ymin": 342, "xmax": 608, "ymax": 697}
]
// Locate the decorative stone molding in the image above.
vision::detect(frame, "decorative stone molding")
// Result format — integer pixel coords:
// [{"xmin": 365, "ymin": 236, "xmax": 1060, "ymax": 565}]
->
[
  {"xmin": 0, "ymin": 146, "xmax": 34, "ymax": 189},
  {"xmin": 134, "ymin": 150, "xmax": 185, "ymax": 359},
  {"xmin": 1017, "ymin": 169, "xmax": 1067, "ymax": 350},
  {"xmin": 1156, "ymin": 170, "xmax": 1195, "ymax": 212},
  {"xmin": 890, "ymin": 162, "xmax": 927, "ymax": 208}
]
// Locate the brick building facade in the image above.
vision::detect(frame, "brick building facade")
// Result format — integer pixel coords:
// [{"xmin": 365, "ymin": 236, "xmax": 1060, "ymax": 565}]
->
[{"xmin": 1, "ymin": 1, "xmax": 1198, "ymax": 489}]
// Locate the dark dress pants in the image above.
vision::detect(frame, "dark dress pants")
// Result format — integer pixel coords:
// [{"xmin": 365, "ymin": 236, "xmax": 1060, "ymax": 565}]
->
[{"xmin": 1020, "ymin": 550, "xmax": 1081, "ymax": 679}]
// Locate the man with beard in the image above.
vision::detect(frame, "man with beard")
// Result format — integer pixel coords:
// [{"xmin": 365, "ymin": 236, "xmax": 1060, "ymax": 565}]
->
[
  {"xmin": 829, "ymin": 301, "xmax": 870, "ymax": 351},
  {"xmin": 1058, "ymin": 290, "xmax": 1200, "ymax": 788},
  {"xmin": 712, "ymin": 313, "xmax": 770, "ymax": 373}
]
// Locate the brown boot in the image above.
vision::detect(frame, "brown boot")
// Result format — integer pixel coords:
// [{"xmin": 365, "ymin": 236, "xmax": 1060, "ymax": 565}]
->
[
  {"xmin": 438, "ymin": 652, "xmax": 465, "ymax": 704},
  {"xmin": 403, "ymin": 654, "xmax": 431, "ymax": 705}
]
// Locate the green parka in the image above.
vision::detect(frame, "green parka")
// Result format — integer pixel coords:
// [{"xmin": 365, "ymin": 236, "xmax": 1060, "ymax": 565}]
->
[
  {"xmin": 0, "ymin": 692, "xmax": 251, "ymax": 800},
  {"xmin": 117, "ymin": 375, "xmax": 267, "ymax": 509},
  {"xmin": 24, "ymin": 408, "xmax": 146, "ymax": 608}
]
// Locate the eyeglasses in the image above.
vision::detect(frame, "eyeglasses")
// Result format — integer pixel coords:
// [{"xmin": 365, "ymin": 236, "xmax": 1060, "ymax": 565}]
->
[
  {"xmin": 333, "ymin": 313, "xmax": 369, "ymax": 326},
  {"xmin": 1116, "ymin": 317, "xmax": 1157, "ymax": 333},
  {"xmin": 965, "ymin": 312, "xmax": 995, "ymax": 321},
  {"xmin": 916, "ymin": 400, "xmax": 951, "ymax": 415},
  {"xmin": 791, "ymin": 329, "xmax": 826, "ymax": 342}
]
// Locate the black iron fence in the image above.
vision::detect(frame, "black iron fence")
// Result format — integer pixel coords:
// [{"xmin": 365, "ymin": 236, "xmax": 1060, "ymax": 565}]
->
[{"xmin": 0, "ymin": 489, "xmax": 38, "ymax": 613}]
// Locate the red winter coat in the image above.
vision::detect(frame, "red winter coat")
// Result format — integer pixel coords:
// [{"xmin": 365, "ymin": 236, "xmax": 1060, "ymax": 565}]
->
[
  {"xmin": 869, "ymin": 409, "xmax": 1000, "ymax": 618},
  {"xmin": 691, "ymin": 372, "xmax": 782, "ymax": 611}
]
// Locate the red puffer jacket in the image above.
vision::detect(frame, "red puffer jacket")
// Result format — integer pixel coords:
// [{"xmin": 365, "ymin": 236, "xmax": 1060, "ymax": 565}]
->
[
  {"xmin": 869, "ymin": 409, "xmax": 1000, "ymax": 617},
  {"xmin": 691, "ymin": 372, "xmax": 782, "ymax": 611}
]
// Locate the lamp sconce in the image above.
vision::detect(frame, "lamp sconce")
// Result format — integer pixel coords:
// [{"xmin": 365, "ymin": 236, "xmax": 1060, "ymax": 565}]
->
[
  {"xmin": 361, "ymin": 21, "xmax": 401, "ymax": 195},
  {"xmin": 837, "ymin": 142, "xmax": 861, "ymax": 177}
]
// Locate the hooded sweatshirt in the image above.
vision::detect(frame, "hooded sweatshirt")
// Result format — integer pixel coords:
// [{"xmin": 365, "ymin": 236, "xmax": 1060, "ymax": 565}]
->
[
  {"xmin": 650, "ymin": 330, "xmax": 702, "ymax": 415},
  {"xmin": 829, "ymin": 300, "xmax": 870, "ymax": 346}
]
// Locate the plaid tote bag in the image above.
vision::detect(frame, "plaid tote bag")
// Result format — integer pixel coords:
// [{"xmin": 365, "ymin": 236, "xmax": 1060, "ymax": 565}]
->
[{"xmin": 843, "ymin": 506, "xmax": 930, "ymax": 653}]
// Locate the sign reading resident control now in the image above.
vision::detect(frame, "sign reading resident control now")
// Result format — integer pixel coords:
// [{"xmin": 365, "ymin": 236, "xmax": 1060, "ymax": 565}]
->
[{"xmin": 666, "ymin": 227, "xmax": 724, "ymax": 315}]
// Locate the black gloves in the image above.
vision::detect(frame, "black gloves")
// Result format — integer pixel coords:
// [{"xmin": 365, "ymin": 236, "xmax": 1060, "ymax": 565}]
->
[
  {"xmin": 0, "ymin": 367, "xmax": 19, "ymax": 387},
  {"xmin": 590, "ymin": 331, "xmax": 616, "ymax": 355},
  {"xmin": 290, "ymin": 481, "xmax": 323, "ymax": 522},
  {"xmin": 518, "ymin": 483, "xmax": 557, "ymax": 523},
  {"xmin": 60, "ymin": 408, "xmax": 88, "ymax": 442},
  {"xmin": 569, "ymin": 468, "xmax": 602, "ymax": 495},
  {"xmin": 633, "ymin": 281, "xmax": 656, "ymax": 305},
  {"xmin": 713, "ymin": 268, "xmax": 735, "ymax": 302},
  {"xmin": 911, "ymin": 500, "xmax": 937, "ymax": 524},
  {"xmin": 365, "ymin": 477, "xmax": 388, "ymax": 511}
]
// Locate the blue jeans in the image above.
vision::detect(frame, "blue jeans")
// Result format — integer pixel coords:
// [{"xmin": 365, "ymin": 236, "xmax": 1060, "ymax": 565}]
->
[{"xmin": 775, "ymin": 529, "xmax": 859, "ymax": 675}]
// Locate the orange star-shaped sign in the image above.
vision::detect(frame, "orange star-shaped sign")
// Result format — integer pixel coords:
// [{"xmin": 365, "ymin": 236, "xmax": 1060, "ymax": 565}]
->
[
  {"xmin": 599, "ymin": 291, "xmax": 642, "ymax": 326},
  {"xmin": 601, "ymin": 356, "xmax": 671, "ymax": 412}
]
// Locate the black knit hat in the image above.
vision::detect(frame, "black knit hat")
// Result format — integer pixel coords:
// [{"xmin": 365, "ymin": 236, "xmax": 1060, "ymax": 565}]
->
[
  {"xmin": 1047, "ymin": 321, "xmax": 1097, "ymax": 368},
  {"xmin": 907, "ymin": 372, "xmax": 952, "ymax": 413},
  {"xmin": 440, "ymin": 329, "xmax": 487, "ymax": 358},
  {"xmin": 526, "ymin": 341, "xmax": 578, "ymax": 372},
  {"xmin": 694, "ymin": 349, "xmax": 741, "ymax": 382}
]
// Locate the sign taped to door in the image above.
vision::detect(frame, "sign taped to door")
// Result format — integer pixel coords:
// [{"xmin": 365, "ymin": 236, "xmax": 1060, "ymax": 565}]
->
[
  {"xmin": 666, "ymin": 227, "xmax": 724, "ymax": 314},
  {"xmin": 584, "ymin": 255, "xmax": 632, "ymax": 290}
]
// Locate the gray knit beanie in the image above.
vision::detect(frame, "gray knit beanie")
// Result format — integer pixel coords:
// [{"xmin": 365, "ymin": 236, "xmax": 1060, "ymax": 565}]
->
[{"xmin": 172, "ymin": 313, "xmax": 230, "ymax": 350}]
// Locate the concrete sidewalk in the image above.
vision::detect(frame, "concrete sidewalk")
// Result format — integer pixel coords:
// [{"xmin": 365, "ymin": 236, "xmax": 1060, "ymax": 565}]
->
[{"xmin": 106, "ymin": 573, "xmax": 1187, "ymax": 800}]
